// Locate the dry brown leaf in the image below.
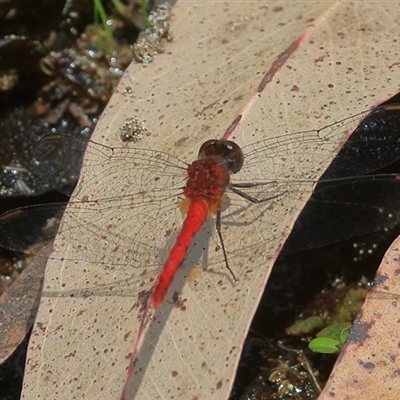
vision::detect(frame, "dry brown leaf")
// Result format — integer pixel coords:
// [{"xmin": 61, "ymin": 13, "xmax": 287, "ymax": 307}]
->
[
  {"xmin": 0, "ymin": 251, "xmax": 46, "ymax": 363},
  {"xmin": 21, "ymin": 1, "xmax": 400, "ymax": 399}
]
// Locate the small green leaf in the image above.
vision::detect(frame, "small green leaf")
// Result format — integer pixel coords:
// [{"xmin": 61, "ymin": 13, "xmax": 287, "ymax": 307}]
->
[
  {"xmin": 340, "ymin": 327, "xmax": 350, "ymax": 344},
  {"xmin": 309, "ymin": 337, "xmax": 341, "ymax": 354}
]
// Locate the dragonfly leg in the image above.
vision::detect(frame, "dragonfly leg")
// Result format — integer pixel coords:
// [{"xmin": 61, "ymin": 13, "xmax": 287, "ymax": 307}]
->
[
  {"xmin": 216, "ymin": 208, "xmax": 238, "ymax": 282},
  {"xmin": 230, "ymin": 185, "xmax": 287, "ymax": 203}
]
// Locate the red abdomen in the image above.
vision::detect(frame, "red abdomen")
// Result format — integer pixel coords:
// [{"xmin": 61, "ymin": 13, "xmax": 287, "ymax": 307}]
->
[{"xmin": 151, "ymin": 158, "xmax": 230, "ymax": 308}]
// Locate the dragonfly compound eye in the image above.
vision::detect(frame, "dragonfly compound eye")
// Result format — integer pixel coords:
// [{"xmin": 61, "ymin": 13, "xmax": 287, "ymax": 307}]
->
[{"xmin": 198, "ymin": 139, "xmax": 244, "ymax": 174}]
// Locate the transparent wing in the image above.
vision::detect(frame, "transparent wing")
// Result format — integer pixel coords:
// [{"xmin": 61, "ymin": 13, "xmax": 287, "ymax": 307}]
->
[
  {"xmin": 34, "ymin": 134, "xmax": 189, "ymax": 201},
  {"xmin": 220, "ymin": 105, "xmax": 400, "ymax": 256},
  {"xmin": 236, "ymin": 105, "xmax": 400, "ymax": 186},
  {"xmin": 1, "ymin": 135, "xmax": 190, "ymax": 273},
  {"xmin": 282, "ymin": 174, "xmax": 400, "ymax": 254}
]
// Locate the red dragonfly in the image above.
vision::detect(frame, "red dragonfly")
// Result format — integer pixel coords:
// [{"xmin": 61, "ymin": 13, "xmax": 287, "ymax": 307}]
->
[
  {"xmin": 150, "ymin": 139, "xmax": 243, "ymax": 308},
  {"xmin": 1, "ymin": 104, "xmax": 400, "ymax": 399}
]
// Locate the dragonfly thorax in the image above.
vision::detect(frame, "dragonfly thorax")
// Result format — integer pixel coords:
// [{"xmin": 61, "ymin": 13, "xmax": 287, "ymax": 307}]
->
[{"xmin": 184, "ymin": 158, "xmax": 230, "ymax": 204}]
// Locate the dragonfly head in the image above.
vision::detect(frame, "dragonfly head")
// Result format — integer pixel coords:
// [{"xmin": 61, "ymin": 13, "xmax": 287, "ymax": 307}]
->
[{"xmin": 198, "ymin": 139, "xmax": 244, "ymax": 174}]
